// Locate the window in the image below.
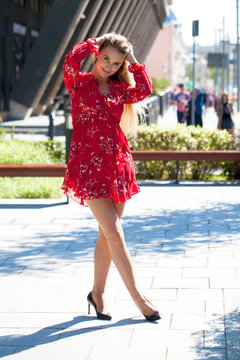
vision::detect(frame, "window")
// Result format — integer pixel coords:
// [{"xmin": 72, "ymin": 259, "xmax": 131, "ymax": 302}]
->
[
  {"xmin": 14, "ymin": 0, "xmax": 26, "ymax": 6},
  {"xmin": 12, "ymin": 34, "xmax": 25, "ymax": 80},
  {"xmin": 29, "ymin": 0, "xmax": 39, "ymax": 13},
  {"xmin": 43, "ymin": 1, "xmax": 51, "ymax": 17}
]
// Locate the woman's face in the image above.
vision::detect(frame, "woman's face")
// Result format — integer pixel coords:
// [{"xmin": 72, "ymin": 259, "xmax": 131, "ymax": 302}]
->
[{"xmin": 95, "ymin": 46, "xmax": 126, "ymax": 78}]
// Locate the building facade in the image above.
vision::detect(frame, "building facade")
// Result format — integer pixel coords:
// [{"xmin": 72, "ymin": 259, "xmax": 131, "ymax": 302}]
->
[
  {"xmin": 0, "ymin": 0, "xmax": 170, "ymax": 120},
  {"xmin": 144, "ymin": 8, "xmax": 186, "ymax": 87},
  {"xmin": 0, "ymin": 0, "xmax": 53, "ymax": 114}
]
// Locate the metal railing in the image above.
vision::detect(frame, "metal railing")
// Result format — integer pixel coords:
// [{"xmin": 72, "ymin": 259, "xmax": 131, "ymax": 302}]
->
[{"xmin": 144, "ymin": 87, "xmax": 172, "ymax": 125}]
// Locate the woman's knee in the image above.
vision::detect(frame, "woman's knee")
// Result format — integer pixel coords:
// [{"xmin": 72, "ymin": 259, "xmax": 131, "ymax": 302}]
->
[
  {"xmin": 104, "ymin": 222, "xmax": 124, "ymax": 247},
  {"xmin": 85, "ymin": 198, "xmax": 124, "ymax": 245}
]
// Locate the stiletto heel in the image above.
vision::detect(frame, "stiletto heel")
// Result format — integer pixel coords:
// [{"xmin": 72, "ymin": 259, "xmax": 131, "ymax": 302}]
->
[
  {"xmin": 87, "ymin": 292, "xmax": 112, "ymax": 320},
  {"xmin": 140, "ymin": 296, "xmax": 161, "ymax": 321}
]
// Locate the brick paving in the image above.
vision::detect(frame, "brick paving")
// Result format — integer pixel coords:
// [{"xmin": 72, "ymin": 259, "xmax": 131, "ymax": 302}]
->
[{"xmin": 0, "ymin": 183, "xmax": 240, "ymax": 359}]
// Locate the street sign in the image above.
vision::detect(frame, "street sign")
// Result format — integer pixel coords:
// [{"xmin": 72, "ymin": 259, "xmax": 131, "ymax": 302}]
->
[
  {"xmin": 207, "ymin": 53, "xmax": 228, "ymax": 68},
  {"xmin": 192, "ymin": 20, "xmax": 199, "ymax": 37}
]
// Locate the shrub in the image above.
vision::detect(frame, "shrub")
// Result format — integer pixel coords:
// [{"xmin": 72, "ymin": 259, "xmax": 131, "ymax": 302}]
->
[
  {"xmin": 151, "ymin": 77, "xmax": 170, "ymax": 94},
  {"xmin": 221, "ymin": 133, "xmax": 240, "ymax": 179},
  {"xmin": 129, "ymin": 124, "xmax": 235, "ymax": 180}
]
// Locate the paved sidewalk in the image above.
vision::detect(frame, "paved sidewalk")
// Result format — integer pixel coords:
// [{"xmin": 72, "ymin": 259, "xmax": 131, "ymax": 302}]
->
[
  {"xmin": 0, "ymin": 184, "xmax": 240, "ymax": 359},
  {"xmin": 0, "ymin": 114, "xmax": 65, "ymax": 142}
]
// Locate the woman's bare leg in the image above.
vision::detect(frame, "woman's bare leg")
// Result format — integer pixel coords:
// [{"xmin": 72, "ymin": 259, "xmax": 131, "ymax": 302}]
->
[
  {"xmin": 86, "ymin": 198, "xmax": 156, "ymax": 316},
  {"xmin": 91, "ymin": 202, "xmax": 125, "ymax": 313}
]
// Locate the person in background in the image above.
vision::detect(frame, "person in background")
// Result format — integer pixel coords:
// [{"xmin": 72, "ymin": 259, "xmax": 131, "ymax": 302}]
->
[
  {"xmin": 185, "ymin": 89, "xmax": 192, "ymax": 126},
  {"xmin": 175, "ymin": 83, "xmax": 189, "ymax": 124},
  {"xmin": 214, "ymin": 92, "xmax": 219, "ymax": 113},
  {"xmin": 194, "ymin": 88, "xmax": 205, "ymax": 127},
  {"xmin": 217, "ymin": 93, "xmax": 234, "ymax": 134}
]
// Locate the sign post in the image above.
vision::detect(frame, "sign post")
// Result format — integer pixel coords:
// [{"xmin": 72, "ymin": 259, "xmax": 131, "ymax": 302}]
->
[
  {"xmin": 191, "ymin": 20, "xmax": 199, "ymax": 125},
  {"xmin": 237, "ymin": 0, "xmax": 240, "ymax": 111}
]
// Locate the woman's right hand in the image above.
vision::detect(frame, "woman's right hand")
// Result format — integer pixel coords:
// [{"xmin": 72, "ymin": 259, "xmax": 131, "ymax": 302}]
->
[{"xmin": 95, "ymin": 34, "xmax": 111, "ymax": 46}]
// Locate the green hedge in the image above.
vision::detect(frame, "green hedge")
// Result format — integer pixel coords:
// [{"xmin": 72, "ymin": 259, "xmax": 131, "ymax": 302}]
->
[
  {"xmin": 151, "ymin": 77, "xmax": 170, "ymax": 94},
  {"xmin": 0, "ymin": 125, "xmax": 239, "ymax": 200},
  {"xmin": 129, "ymin": 124, "xmax": 239, "ymax": 180}
]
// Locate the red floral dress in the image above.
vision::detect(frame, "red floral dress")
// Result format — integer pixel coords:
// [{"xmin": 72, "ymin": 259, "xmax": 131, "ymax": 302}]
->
[{"xmin": 61, "ymin": 38, "xmax": 152, "ymax": 206}]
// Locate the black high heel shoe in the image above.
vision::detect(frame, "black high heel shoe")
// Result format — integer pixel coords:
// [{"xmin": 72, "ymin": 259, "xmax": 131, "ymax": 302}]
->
[
  {"xmin": 87, "ymin": 292, "xmax": 112, "ymax": 321},
  {"xmin": 140, "ymin": 296, "xmax": 161, "ymax": 321}
]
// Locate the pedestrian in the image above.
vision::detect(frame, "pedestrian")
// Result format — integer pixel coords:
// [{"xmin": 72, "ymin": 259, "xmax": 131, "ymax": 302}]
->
[
  {"xmin": 175, "ymin": 83, "xmax": 189, "ymax": 124},
  {"xmin": 193, "ymin": 88, "xmax": 204, "ymax": 127},
  {"xmin": 61, "ymin": 33, "xmax": 160, "ymax": 321},
  {"xmin": 217, "ymin": 93, "xmax": 234, "ymax": 134}
]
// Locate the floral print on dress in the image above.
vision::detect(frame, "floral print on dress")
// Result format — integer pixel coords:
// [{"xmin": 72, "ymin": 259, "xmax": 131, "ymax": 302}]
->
[{"xmin": 61, "ymin": 38, "xmax": 152, "ymax": 206}]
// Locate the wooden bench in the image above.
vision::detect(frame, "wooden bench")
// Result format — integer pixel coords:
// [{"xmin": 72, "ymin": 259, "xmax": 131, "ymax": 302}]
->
[
  {"xmin": 0, "ymin": 164, "xmax": 67, "ymax": 177},
  {"xmin": 132, "ymin": 150, "xmax": 240, "ymax": 183},
  {"xmin": 0, "ymin": 151, "xmax": 239, "ymax": 184}
]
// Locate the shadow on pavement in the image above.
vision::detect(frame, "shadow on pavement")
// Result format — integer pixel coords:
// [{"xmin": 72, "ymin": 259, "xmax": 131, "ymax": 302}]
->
[
  {"xmin": 0, "ymin": 315, "xmax": 148, "ymax": 357},
  {"xmin": 192, "ymin": 309, "xmax": 240, "ymax": 360},
  {"xmin": 0, "ymin": 201, "xmax": 239, "ymax": 274}
]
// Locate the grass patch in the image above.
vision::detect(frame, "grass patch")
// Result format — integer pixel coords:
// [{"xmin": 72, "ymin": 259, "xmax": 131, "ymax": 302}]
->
[
  {"xmin": 0, "ymin": 139, "xmax": 65, "ymax": 164},
  {"xmin": 0, "ymin": 138, "xmax": 66, "ymax": 199},
  {"xmin": 0, "ymin": 177, "xmax": 64, "ymax": 199}
]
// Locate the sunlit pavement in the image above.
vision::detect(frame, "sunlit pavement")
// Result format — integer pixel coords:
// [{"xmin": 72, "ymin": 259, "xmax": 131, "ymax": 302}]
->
[{"xmin": 0, "ymin": 183, "xmax": 240, "ymax": 359}]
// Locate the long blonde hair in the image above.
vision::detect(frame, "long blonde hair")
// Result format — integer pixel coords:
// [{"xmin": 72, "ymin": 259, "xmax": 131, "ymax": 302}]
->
[{"xmin": 97, "ymin": 33, "xmax": 145, "ymax": 138}]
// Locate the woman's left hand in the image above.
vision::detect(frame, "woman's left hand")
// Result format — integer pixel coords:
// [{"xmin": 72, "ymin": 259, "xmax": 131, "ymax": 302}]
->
[{"xmin": 126, "ymin": 43, "xmax": 138, "ymax": 64}]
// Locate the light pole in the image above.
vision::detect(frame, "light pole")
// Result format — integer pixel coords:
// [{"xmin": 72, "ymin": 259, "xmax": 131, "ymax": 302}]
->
[
  {"xmin": 191, "ymin": 20, "xmax": 199, "ymax": 125},
  {"xmin": 237, "ymin": 0, "xmax": 240, "ymax": 111},
  {"xmin": 222, "ymin": 17, "xmax": 225, "ymax": 92}
]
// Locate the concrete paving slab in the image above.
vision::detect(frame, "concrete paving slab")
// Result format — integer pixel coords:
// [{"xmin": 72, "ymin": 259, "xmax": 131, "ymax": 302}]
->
[
  {"xmin": 0, "ymin": 184, "xmax": 240, "ymax": 359},
  {"xmin": 130, "ymin": 328, "xmax": 202, "ymax": 348},
  {"xmin": 167, "ymin": 347, "xmax": 227, "ymax": 360},
  {"xmin": 1, "ymin": 344, "xmax": 91, "ymax": 360},
  {"xmin": 88, "ymin": 346, "xmax": 167, "ymax": 360}
]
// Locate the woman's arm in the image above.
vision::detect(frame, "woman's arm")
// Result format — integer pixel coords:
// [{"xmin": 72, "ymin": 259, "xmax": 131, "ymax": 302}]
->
[
  {"xmin": 122, "ymin": 43, "xmax": 152, "ymax": 104},
  {"xmin": 62, "ymin": 38, "xmax": 99, "ymax": 93}
]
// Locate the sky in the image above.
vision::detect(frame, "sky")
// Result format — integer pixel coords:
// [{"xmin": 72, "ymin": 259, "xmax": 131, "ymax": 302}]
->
[{"xmin": 171, "ymin": 0, "xmax": 238, "ymax": 47}]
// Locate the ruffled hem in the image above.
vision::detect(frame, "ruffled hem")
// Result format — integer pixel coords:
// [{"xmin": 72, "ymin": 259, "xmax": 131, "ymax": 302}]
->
[
  {"xmin": 61, "ymin": 183, "xmax": 140, "ymax": 207},
  {"xmin": 86, "ymin": 38, "xmax": 99, "ymax": 56},
  {"xmin": 128, "ymin": 63, "xmax": 146, "ymax": 73}
]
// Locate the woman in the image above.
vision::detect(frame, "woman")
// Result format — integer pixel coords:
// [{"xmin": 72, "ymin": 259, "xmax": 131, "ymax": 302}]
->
[
  {"xmin": 62, "ymin": 33, "xmax": 160, "ymax": 321},
  {"xmin": 217, "ymin": 93, "xmax": 234, "ymax": 134}
]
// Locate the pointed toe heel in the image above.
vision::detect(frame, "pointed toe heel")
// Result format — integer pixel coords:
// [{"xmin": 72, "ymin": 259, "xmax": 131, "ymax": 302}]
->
[
  {"xmin": 143, "ymin": 310, "xmax": 161, "ymax": 321},
  {"xmin": 141, "ymin": 295, "xmax": 161, "ymax": 321},
  {"xmin": 87, "ymin": 292, "xmax": 112, "ymax": 321}
]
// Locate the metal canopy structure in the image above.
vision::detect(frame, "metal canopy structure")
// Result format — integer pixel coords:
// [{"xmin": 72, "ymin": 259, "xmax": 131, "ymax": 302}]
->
[{"xmin": 9, "ymin": 0, "xmax": 168, "ymax": 119}]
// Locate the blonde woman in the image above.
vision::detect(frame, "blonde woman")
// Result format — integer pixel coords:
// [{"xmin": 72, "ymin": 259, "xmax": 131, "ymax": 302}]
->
[{"xmin": 62, "ymin": 33, "xmax": 160, "ymax": 321}]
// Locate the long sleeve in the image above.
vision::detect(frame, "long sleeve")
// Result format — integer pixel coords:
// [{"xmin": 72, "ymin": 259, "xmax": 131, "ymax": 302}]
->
[
  {"xmin": 62, "ymin": 38, "xmax": 99, "ymax": 93},
  {"xmin": 123, "ymin": 63, "xmax": 152, "ymax": 104}
]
